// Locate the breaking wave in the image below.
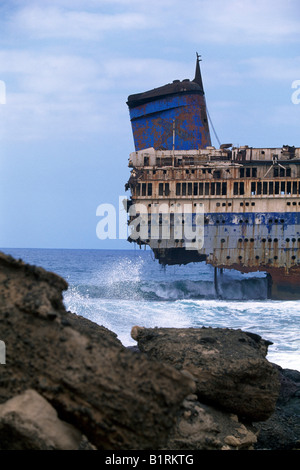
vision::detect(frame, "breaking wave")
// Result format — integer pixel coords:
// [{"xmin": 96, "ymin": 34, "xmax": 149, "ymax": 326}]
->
[
  {"xmin": 64, "ymin": 274, "xmax": 269, "ymax": 304},
  {"xmin": 62, "ymin": 253, "xmax": 269, "ymax": 307}
]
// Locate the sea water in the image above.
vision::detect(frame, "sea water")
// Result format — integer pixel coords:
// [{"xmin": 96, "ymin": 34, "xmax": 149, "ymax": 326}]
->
[{"xmin": 2, "ymin": 247, "xmax": 300, "ymax": 371}]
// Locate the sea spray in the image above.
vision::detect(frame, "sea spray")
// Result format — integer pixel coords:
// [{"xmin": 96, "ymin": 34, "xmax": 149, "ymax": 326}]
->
[{"xmin": 3, "ymin": 248, "xmax": 300, "ymax": 371}]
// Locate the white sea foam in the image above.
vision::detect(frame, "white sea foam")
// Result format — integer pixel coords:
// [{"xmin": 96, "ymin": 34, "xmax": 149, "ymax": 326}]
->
[{"xmin": 5, "ymin": 248, "xmax": 299, "ymax": 372}]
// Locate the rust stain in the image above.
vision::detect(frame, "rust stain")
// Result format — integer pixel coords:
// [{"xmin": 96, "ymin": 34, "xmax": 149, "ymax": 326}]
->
[{"xmin": 126, "ymin": 144, "xmax": 300, "ymax": 300}]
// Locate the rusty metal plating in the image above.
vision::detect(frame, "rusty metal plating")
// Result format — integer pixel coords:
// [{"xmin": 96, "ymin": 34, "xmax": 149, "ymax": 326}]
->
[{"xmin": 126, "ymin": 57, "xmax": 300, "ymax": 299}]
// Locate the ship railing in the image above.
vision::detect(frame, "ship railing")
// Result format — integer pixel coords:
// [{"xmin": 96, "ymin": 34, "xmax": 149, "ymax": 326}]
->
[{"xmin": 130, "ymin": 155, "xmax": 232, "ymax": 168}]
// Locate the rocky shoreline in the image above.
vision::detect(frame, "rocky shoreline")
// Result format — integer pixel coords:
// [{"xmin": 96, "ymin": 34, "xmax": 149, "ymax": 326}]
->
[{"xmin": 0, "ymin": 251, "xmax": 299, "ymax": 450}]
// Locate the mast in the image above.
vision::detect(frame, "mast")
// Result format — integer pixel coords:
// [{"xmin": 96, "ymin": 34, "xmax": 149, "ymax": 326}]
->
[{"xmin": 193, "ymin": 52, "xmax": 204, "ymax": 94}]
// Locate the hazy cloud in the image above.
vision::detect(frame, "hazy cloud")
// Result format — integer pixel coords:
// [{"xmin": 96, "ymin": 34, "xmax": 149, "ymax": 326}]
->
[
  {"xmin": 241, "ymin": 56, "xmax": 300, "ymax": 82},
  {"xmin": 11, "ymin": 5, "xmax": 152, "ymax": 40},
  {"xmin": 183, "ymin": 0, "xmax": 300, "ymax": 44}
]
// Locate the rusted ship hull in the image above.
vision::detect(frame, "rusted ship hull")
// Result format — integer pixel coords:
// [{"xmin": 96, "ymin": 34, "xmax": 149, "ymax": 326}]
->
[
  {"xmin": 149, "ymin": 212, "xmax": 300, "ymax": 301},
  {"xmin": 125, "ymin": 144, "xmax": 300, "ymax": 300},
  {"xmin": 126, "ymin": 56, "xmax": 300, "ymax": 300}
]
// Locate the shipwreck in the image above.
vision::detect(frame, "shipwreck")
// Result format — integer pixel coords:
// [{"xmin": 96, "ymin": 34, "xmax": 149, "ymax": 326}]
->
[{"xmin": 125, "ymin": 54, "xmax": 300, "ymax": 300}]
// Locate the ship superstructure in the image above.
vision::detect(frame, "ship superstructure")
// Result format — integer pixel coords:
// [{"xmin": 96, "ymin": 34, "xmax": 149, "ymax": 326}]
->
[
  {"xmin": 127, "ymin": 53, "xmax": 211, "ymax": 151},
  {"xmin": 125, "ymin": 56, "xmax": 300, "ymax": 299}
]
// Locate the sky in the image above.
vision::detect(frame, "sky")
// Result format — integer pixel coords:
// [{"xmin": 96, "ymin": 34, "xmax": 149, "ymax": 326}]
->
[{"xmin": 0, "ymin": 0, "xmax": 299, "ymax": 250}]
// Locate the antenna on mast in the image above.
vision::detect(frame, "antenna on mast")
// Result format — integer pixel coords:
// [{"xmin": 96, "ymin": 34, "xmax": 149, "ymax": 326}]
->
[{"xmin": 194, "ymin": 52, "xmax": 204, "ymax": 93}]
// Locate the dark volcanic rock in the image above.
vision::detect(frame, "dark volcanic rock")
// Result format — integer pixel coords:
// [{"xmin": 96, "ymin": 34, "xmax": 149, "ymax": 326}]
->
[
  {"xmin": 1, "ymin": 250, "xmax": 296, "ymax": 451},
  {"xmin": 255, "ymin": 365, "xmax": 300, "ymax": 450},
  {"xmin": 131, "ymin": 326, "xmax": 280, "ymax": 421},
  {"xmin": 0, "ymin": 252, "xmax": 195, "ymax": 450}
]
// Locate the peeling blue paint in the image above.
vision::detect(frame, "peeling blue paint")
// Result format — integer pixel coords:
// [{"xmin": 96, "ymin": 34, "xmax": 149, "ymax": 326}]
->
[{"xmin": 128, "ymin": 93, "xmax": 211, "ymax": 151}]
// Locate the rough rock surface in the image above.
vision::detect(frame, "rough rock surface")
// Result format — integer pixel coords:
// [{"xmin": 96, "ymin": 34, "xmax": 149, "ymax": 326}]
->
[
  {"xmin": 164, "ymin": 393, "xmax": 258, "ymax": 450},
  {"xmin": 131, "ymin": 326, "xmax": 280, "ymax": 421},
  {"xmin": 0, "ymin": 389, "xmax": 85, "ymax": 450},
  {"xmin": 0, "ymin": 251, "xmax": 298, "ymax": 450},
  {"xmin": 255, "ymin": 366, "xmax": 300, "ymax": 450},
  {"xmin": 0, "ymin": 252, "xmax": 195, "ymax": 450}
]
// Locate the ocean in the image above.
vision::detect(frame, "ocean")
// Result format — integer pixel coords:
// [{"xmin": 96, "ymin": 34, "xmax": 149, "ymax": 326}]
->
[{"xmin": 2, "ymin": 247, "xmax": 300, "ymax": 371}]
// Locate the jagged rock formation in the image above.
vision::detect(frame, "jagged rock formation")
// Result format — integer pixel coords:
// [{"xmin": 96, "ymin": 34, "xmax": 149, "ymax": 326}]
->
[
  {"xmin": 163, "ymin": 393, "xmax": 259, "ymax": 450},
  {"xmin": 131, "ymin": 326, "xmax": 280, "ymax": 422},
  {"xmin": 0, "ymin": 252, "xmax": 194, "ymax": 450},
  {"xmin": 0, "ymin": 251, "xmax": 299, "ymax": 450},
  {"xmin": 254, "ymin": 366, "xmax": 300, "ymax": 450}
]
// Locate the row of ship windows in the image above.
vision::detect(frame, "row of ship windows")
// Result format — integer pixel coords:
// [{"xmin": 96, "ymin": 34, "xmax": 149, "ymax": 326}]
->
[
  {"xmin": 145, "ymin": 167, "xmax": 293, "ymax": 178},
  {"xmin": 239, "ymin": 167, "xmax": 292, "ymax": 178},
  {"xmin": 135, "ymin": 217, "xmax": 295, "ymax": 230},
  {"xmin": 204, "ymin": 216, "xmax": 292, "ymax": 224},
  {"xmin": 238, "ymin": 180, "xmax": 300, "ymax": 196},
  {"xmin": 144, "ymin": 235, "xmax": 299, "ymax": 244},
  {"xmin": 225, "ymin": 255, "xmax": 297, "ymax": 261},
  {"xmin": 135, "ymin": 180, "xmax": 300, "ymax": 197},
  {"xmin": 141, "ymin": 240, "xmax": 299, "ymax": 261},
  {"xmin": 218, "ymin": 201, "xmax": 300, "ymax": 207},
  {"xmin": 236, "ymin": 238, "xmax": 299, "ymax": 243}
]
